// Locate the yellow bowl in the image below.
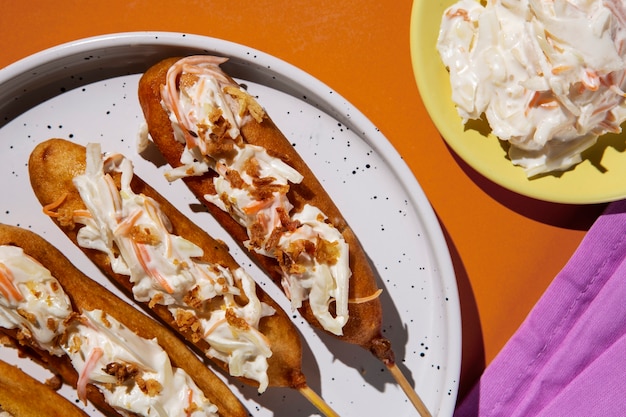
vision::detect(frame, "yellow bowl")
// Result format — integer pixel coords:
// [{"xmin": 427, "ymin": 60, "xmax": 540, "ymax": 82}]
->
[{"xmin": 410, "ymin": 0, "xmax": 626, "ymax": 204}]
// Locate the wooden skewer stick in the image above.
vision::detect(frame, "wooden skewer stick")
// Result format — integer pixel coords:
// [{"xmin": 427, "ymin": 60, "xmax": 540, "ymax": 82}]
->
[
  {"xmin": 298, "ymin": 385, "xmax": 340, "ymax": 417},
  {"xmin": 387, "ymin": 362, "xmax": 432, "ymax": 417}
]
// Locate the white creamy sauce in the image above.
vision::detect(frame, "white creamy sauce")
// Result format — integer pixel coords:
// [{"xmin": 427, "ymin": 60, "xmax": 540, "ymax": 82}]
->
[
  {"xmin": 0, "ymin": 245, "xmax": 72, "ymax": 356},
  {"xmin": 0, "ymin": 247, "xmax": 218, "ymax": 416},
  {"xmin": 437, "ymin": 0, "xmax": 626, "ymax": 176},
  {"xmin": 160, "ymin": 56, "xmax": 351, "ymax": 335},
  {"xmin": 65, "ymin": 309, "xmax": 217, "ymax": 417},
  {"xmin": 73, "ymin": 143, "xmax": 274, "ymax": 392}
]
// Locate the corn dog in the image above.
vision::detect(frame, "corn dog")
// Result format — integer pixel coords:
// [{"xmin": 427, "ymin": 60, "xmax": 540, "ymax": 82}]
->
[
  {"xmin": 137, "ymin": 56, "xmax": 433, "ymax": 416},
  {"xmin": 28, "ymin": 139, "xmax": 338, "ymax": 416},
  {"xmin": 0, "ymin": 358, "xmax": 89, "ymax": 417},
  {"xmin": 138, "ymin": 56, "xmax": 389, "ymax": 353},
  {"xmin": 0, "ymin": 223, "xmax": 247, "ymax": 417}
]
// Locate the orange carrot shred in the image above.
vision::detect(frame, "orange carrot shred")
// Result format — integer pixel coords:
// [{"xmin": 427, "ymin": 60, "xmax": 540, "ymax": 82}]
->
[
  {"xmin": 186, "ymin": 388, "xmax": 194, "ymax": 417},
  {"xmin": 42, "ymin": 193, "xmax": 68, "ymax": 217},
  {"xmin": 0, "ymin": 262, "xmax": 23, "ymax": 302},
  {"xmin": 72, "ymin": 209, "xmax": 93, "ymax": 219},
  {"xmin": 349, "ymin": 288, "xmax": 383, "ymax": 304},
  {"xmin": 203, "ymin": 318, "xmax": 227, "ymax": 338},
  {"xmin": 132, "ymin": 241, "xmax": 175, "ymax": 294},
  {"xmin": 77, "ymin": 347, "xmax": 104, "ymax": 405}
]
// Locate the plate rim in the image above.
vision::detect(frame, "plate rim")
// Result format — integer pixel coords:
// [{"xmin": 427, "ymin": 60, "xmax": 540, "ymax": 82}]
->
[{"xmin": 1, "ymin": 30, "xmax": 462, "ymax": 415}]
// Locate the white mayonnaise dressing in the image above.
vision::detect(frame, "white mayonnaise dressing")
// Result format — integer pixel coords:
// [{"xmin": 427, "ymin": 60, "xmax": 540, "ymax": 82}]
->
[
  {"xmin": 0, "ymin": 245, "xmax": 72, "ymax": 356},
  {"xmin": 64, "ymin": 309, "xmax": 218, "ymax": 417},
  {"xmin": 437, "ymin": 0, "xmax": 626, "ymax": 176},
  {"xmin": 0, "ymin": 246, "xmax": 218, "ymax": 416},
  {"xmin": 160, "ymin": 56, "xmax": 351, "ymax": 335},
  {"xmin": 73, "ymin": 143, "xmax": 274, "ymax": 391}
]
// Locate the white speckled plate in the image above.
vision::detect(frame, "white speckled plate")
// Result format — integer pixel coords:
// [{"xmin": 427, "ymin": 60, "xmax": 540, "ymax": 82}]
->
[{"xmin": 0, "ymin": 32, "xmax": 461, "ymax": 417}]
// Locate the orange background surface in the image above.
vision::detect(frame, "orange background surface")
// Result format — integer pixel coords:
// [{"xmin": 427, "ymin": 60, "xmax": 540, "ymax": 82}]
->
[{"xmin": 0, "ymin": 0, "xmax": 607, "ymax": 406}]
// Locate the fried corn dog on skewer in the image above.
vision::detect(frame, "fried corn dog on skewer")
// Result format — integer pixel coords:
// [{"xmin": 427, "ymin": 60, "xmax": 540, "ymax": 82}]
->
[
  {"xmin": 138, "ymin": 55, "xmax": 431, "ymax": 416},
  {"xmin": 0, "ymin": 223, "xmax": 247, "ymax": 417},
  {"xmin": 28, "ymin": 139, "xmax": 338, "ymax": 417}
]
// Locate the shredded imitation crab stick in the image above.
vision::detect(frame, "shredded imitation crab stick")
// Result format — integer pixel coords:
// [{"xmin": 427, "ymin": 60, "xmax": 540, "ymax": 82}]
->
[
  {"xmin": 138, "ymin": 56, "xmax": 431, "ymax": 416},
  {"xmin": 28, "ymin": 139, "xmax": 338, "ymax": 417},
  {"xmin": 0, "ymin": 223, "xmax": 246, "ymax": 417},
  {"xmin": 0, "ymin": 358, "xmax": 90, "ymax": 417}
]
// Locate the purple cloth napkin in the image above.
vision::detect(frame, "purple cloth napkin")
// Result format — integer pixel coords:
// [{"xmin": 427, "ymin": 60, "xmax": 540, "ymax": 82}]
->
[{"xmin": 455, "ymin": 200, "xmax": 626, "ymax": 417}]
